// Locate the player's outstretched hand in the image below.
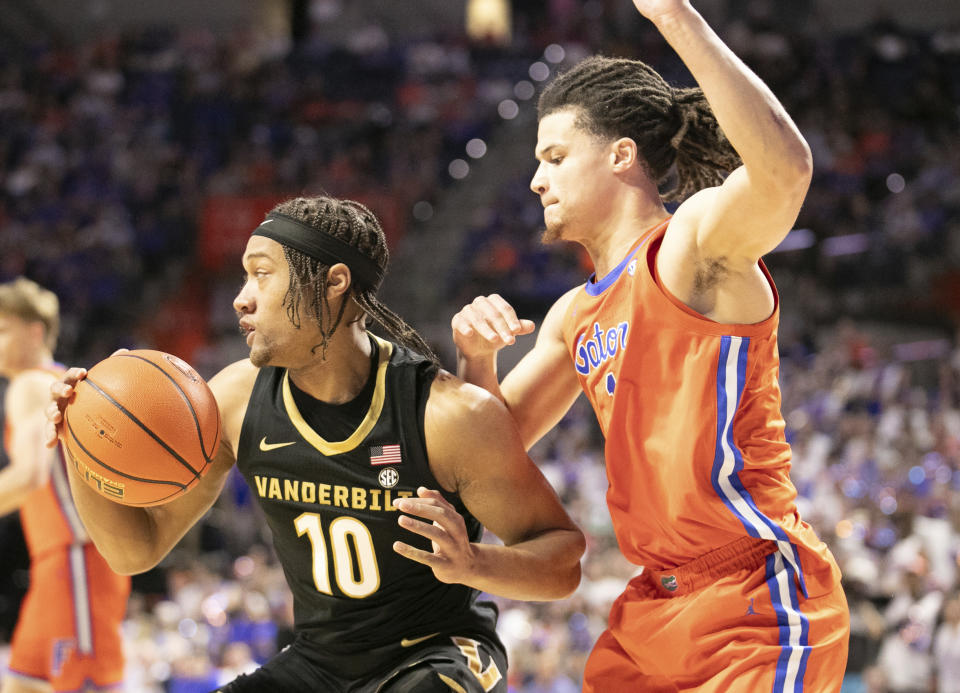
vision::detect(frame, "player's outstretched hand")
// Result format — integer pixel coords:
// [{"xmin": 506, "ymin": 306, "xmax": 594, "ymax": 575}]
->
[
  {"xmin": 394, "ymin": 487, "xmax": 479, "ymax": 584},
  {"xmin": 44, "ymin": 366, "xmax": 87, "ymax": 448},
  {"xmin": 451, "ymin": 294, "xmax": 535, "ymax": 360}
]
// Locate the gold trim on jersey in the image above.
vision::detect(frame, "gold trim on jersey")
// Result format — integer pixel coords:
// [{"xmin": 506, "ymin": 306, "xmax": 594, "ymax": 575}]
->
[{"xmin": 281, "ymin": 335, "xmax": 393, "ymax": 455}]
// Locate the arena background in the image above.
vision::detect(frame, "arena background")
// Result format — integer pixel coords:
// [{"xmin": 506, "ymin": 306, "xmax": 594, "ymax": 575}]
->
[{"xmin": 1, "ymin": 0, "xmax": 959, "ymax": 690}]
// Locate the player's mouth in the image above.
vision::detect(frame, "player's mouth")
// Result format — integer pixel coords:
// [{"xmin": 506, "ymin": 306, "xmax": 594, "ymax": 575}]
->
[{"xmin": 239, "ymin": 320, "xmax": 255, "ymax": 344}]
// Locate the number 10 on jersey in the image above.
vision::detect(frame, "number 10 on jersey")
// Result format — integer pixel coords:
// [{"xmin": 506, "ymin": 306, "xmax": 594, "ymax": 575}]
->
[{"xmin": 294, "ymin": 512, "xmax": 381, "ymax": 598}]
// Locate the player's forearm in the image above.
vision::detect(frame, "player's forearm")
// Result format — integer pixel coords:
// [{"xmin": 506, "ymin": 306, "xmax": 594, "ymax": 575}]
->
[
  {"xmin": 456, "ymin": 352, "xmax": 506, "ymax": 403},
  {"xmin": 65, "ymin": 463, "xmax": 167, "ymax": 574},
  {"xmin": 652, "ymin": 5, "xmax": 811, "ymax": 184},
  {"xmin": 468, "ymin": 528, "xmax": 584, "ymax": 601}
]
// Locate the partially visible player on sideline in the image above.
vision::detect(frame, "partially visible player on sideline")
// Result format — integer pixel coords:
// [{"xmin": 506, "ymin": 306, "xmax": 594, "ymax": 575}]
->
[
  {"xmin": 47, "ymin": 196, "xmax": 585, "ymax": 692},
  {"xmin": 0, "ymin": 277, "xmax": 130, "ymax": 693},
  {"xmin": 451, "ymin": 1, "xmax": 849, "ymax": 691}
]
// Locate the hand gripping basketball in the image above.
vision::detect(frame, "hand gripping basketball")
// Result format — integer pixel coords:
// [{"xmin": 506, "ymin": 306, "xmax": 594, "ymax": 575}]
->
[{"xmin": 57, "ymin": 349, "xmax": 221, "ymax": 506}]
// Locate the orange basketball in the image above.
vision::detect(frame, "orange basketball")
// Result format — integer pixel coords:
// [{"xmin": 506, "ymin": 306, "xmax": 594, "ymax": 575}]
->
[{"xmin": 63, "ymin": 349, "xmax": 220, "ymax": 507}]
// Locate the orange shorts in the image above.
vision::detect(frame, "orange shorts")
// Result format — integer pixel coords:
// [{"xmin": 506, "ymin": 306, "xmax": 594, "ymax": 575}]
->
[
  {"xmin": 584, "ymin": 536, "xmax": 849, "ymax": 693},
  {"xmin": 7, "ymin": 543, "xmax": 130, "ymax": 691}
]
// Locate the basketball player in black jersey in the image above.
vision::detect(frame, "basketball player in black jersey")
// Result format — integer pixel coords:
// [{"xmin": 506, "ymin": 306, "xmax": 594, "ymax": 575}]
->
[{"xmin": 46, "ymin": 196, "xmax": 585, "ymax": 692}]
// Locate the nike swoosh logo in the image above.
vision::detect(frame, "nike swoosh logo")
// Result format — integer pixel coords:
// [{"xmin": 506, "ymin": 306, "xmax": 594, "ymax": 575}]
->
[
  {"xmin": 400, "ymin": 633, "xmax": 440, "ymax": 648},
  {"xmin": 259, "ymin": 437, "xmax": 296, "ymax": 451}
]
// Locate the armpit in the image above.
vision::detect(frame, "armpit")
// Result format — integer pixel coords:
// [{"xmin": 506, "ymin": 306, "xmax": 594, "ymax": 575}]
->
[{"xmin": 693, "ymin": 256, "xmax": 729, "ymax": 293}]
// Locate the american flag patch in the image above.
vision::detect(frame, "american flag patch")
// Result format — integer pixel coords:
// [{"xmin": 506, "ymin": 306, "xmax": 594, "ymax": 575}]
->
[{"xmin": 370, "ymin": 444, "xmax": 402, "ymax": 465}]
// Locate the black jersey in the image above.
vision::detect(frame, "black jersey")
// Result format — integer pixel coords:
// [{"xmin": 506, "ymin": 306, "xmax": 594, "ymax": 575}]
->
[{"xmin": 236, "ymin": 335, "xmax": 498, "ymax": 659}]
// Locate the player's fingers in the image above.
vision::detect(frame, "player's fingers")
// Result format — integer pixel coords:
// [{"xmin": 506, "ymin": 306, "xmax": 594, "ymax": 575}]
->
[
  {"xmin": 50, "ymin": 381, "xmax": 70, "ymax": 400},
  {"xmin": 64, "ymin": 366, "xmax": 87, "ymax": 384},
  {"xmin": 457, "ymin": 303, "xmax": 502, "ymax": 344},
  {"xmin": 484, "ymin": 294, "xmax": 526, "ymax": 331},
  {"xmin": 416, "ymin": 486, "xmax": 447, "ymax": 501},
  {"xmin": 392, "ymin": 541, "xmax": 441, "ymax": 567},
  {"xmin": 110, "ymin": 348, "xmax": 130, "ymax": 357},
  {"xmin": 396, "ymin": 497, "xmax": 468, "ymax": 544},
  {"xmin": 397, "ymin": 515, "xmax": 449, "ymax": 545},
  {"xmin": 45, "ymin": 401, "xmax": 63, "ymax": 424},
  {"xmin": 517, "ymin": 318, "xmax": 536, "ymax": 335},
  {"xmin": 470, "ymin": 297, "xmax": 521, "ymax": 344},
  {"xmin": 483, "ymin": 295, "xmax": 535, "ymax": 336},
  {"xmin": 43, "ymin": 421, "xmax": 60, "ymax": 448},
  {"xmin": 395, "ymin": 497, "xmax": 455, "ymax": 524},
  {"xmin": 451, "ymin": 316, "xmax": 474, "ymax": 338}
]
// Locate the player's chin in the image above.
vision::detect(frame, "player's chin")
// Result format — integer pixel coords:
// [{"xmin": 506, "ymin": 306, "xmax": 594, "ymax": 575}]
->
[
  {"xmin": 248, "ymin": 345, "xmax": 272, "ymax": 368},
  {"xmin": 540, "ymin": 222, "xmax": 563, "ymax": 245}
]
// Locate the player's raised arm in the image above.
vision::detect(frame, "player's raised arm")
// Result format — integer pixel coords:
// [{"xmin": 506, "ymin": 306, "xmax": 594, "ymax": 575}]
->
[
  {"xmin": 393, "ymin": 371, "xmax": 585, "ymax": 601},
  {"xmin": 46, "ymin": 360, "xmax": 254, "ymax": 574},
  {"xmin": 637, "ymin": 0, "xmax": 812, "ymax": 264},
  {"xmin": 452, "ymin": 289, "xmax": 581, "ymax": 450}
]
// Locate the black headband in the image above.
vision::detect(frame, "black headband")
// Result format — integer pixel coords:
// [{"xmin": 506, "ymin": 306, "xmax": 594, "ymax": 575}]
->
[{"xmin": 251, "ymin": 213, "xmax": 384, "ymax": 290}]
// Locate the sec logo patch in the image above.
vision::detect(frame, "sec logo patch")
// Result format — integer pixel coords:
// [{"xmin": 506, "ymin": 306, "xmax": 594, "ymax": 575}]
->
[{"xmin": 378, "ymin": 467, "xmax": 399, "ymax": 488}]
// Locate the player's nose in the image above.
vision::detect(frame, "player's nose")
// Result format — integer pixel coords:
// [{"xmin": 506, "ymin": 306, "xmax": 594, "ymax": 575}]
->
[
  {"xmin": 530, "ymin": 164, "xmax": 547, "ymax": 195},
  {"xmin": 233, "ymin": 285, "xmax": 254, "ymax": 314}
]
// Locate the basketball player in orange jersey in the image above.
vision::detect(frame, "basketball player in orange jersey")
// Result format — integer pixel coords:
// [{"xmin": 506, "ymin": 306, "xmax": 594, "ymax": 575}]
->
[
  {"xmin": 0, "ymin": 278, "xmax": 130, "ymax": 693},
  {"xmin": 46, "ymin": 196, "xmax": 585, "ymax": 692},
  {"xmin": 451, "ymin": 1, "xmax": 850, "ymax": 691}
]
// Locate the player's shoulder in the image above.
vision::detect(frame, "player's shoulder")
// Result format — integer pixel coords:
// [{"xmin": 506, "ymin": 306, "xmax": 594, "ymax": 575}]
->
[
  {"xmin": 554, "ymin": 285, "xmax": 582, "ymax": 310},
  {"xmin": 539, "ymin": 285, "xmax": 583, "ymax": 339},
  {"xmin": 5, "ymin": 368, "xmax": 58, "ymax": 409},
  {"xmin": 424, "ymin": 370, "xmax": 518, "ymax": 486},
  {"xmin": 208, "ymin": 359, "xmax": 259, "ymax": 411},
  {"xmin": 426, "ymin": 369, "xmax": 505, "ymax": 424},
  {"xmin": 10, "ymin": 367, "xmax": 59, "ymax": 390},
  {"xmin": 660, "ymin": 186, "xmax": 720, "ymax": 258}
]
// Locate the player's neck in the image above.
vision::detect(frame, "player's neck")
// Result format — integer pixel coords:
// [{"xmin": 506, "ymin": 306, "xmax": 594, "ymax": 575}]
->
[
  {"xmin": 582, "ymin": 197, "xmax": 668, "ymax": 278},
  {"xmin": 286, "ymin": 323, "xmax": 373, "ymax": 404}
]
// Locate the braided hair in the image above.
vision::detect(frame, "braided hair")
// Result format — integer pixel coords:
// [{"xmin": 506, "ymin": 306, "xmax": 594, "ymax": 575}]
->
[
  {"xmin": 269, "ymin": 196, "xmax": 439, "ymax": 364},
  {"xmin": 538, "ymin": 56, "xmax": 741, "ymax": 202}
]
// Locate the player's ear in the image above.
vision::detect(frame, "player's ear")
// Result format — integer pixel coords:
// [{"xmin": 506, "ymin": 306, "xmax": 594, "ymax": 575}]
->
[
  {"xmin": 611, "ymin": 137, "xmax": 638, "ymax": 172},
  {"xmin": 325, "ymin": 263, "xmax": 352, "ymax": 299}
]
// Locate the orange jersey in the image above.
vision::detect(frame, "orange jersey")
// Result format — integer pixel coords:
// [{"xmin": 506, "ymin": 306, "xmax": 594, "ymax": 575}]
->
[
  {"xmin": 561, "ymin": 219, "xmax": 840, "ymax": 599},
  {"xmin": 18, "ymin": 448, "xmax": 89, "ymax": 558},
  {"xmin": 3, "ymin": 363, "xmax": 130, "ymax": 689},
  {"xmin": 3, "ymin": 365, "xmax": 88, "ymax": 559}
]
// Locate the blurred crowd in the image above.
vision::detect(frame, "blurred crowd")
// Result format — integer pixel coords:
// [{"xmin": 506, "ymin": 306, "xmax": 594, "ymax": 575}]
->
[
  {"xmin": 0, "ymin": 15, "xmax": 530, "ymax": 366},
  {"xmin": 1, "ymin": 1, "xmax": 960, "ymax": 692}
]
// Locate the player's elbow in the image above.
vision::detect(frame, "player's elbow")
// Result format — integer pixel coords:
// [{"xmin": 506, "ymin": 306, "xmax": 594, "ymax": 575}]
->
[
  {"xmin": 103, "ymin": 553, "xmax": 158, "ymax": 576},
  {"xmin": 553, "ymin": 560, "xmax": 584, "ymax": 601},
  {"xmin": 786, "ymin": 142, "xmax": 813, "ymax": 193},
  {"xmin": 546, "ymin": 529, "xmax": 586, "ymax": 600},
  {"xmin": 93, "ymin": 539, "xmax": 164, "ymax": 576},
  {"xmin": 537, "ymin": 561, "xmax": 582, "ymax": 601},
  {"xmin": 773, "ymin": 137, "xmax": 813, "ymax": 198},
  {"xmin": 746, "ymin": 131, "xmax": 812, "ymax": 201}
]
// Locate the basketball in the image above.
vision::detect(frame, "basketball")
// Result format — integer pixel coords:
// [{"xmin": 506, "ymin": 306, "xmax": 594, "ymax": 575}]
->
[{"xmin": 62, "ymin": 349, "xmax": 221, "ymax": 507}]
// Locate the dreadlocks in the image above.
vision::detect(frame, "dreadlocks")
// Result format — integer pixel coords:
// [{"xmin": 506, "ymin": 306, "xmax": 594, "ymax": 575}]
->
[
  {"xmin": 538, "ymin": 55, "xmax": 741, "ymax": 202},
  {"xmin": 269, "ymin": 196, "xmax": 439, "ymax": 364}
]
